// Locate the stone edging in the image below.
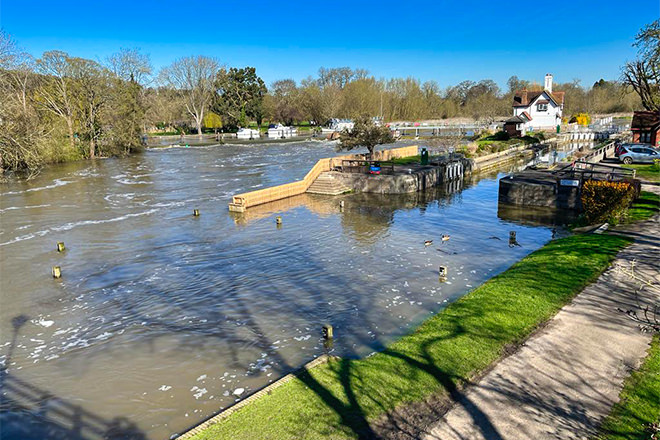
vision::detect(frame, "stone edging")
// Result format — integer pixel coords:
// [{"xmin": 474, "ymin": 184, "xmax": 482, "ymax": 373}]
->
[{"xmin": 175, "ymin": 354, "xmax": 336, "ymax": 439}]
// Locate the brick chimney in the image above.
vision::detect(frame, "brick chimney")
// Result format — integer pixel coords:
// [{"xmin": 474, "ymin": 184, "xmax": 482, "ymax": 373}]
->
[
  {"xmin": 521, "ymin": 89, "xmax": 528, "ymax": 105},
  {"xmin": 544, "ymin": 74, "xmax": 553, "ymax": 93}
]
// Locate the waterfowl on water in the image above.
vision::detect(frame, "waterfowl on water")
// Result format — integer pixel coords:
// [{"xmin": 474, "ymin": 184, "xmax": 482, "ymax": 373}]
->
[
  {"xmin": 441, "ymin": 234, "xmax": 450, "ymax": 242},
  {"xmin": 424, "ymin": 240, "xmax": 433, "ymax": 246}
]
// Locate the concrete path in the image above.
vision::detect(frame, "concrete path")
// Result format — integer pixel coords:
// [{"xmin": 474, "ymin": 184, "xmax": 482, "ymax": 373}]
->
[{"xmin": 423, "ymin": 186, "xmax": 659, "ymax": 440}]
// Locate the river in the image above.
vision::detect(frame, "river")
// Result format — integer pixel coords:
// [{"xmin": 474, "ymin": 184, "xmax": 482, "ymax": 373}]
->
[{"xmin": 0, "ymin": 141, "xmax": 558, "ymax": 439}]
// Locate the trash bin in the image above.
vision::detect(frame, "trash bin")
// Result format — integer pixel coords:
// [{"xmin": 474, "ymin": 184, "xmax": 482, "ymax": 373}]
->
[
  {"xmin": 421, "ymin": 148, "xmax": 429, "ymax": 165},
  {"xmin": 556, "ymin": 125, "xmax": 561, "ymax": 133}
]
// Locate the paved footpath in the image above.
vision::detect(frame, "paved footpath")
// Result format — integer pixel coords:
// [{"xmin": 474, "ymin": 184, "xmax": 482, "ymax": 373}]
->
[{"xmin": 423, "ymin": 185, "xmax": 660, "ymax": 440}]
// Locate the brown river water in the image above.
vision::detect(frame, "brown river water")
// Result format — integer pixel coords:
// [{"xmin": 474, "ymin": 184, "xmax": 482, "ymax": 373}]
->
[{"xmin": 1, "ymin": 141, "xmax": 561, "ymax": 439}]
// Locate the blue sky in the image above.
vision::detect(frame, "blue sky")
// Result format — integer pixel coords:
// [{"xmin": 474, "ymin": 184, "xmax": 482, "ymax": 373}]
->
[{"xmin": 2, "ymin": 0, "xmax": 658, "ymax": 90}]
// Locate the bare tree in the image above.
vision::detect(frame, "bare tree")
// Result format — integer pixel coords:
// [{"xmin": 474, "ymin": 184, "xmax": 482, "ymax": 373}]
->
[
  {"xmin": 0, "ymin": 31, "xmax": 44, "ymax": 174},
  {"xmin": 158, "ymin": 56, "xmax": 219, "ymax": 135},
  {"xmin": 35, "ymin": 51, "xmax": 77, "ymax": 149},
  {"xmin": 69, "ymin": 57, "xmax": 109, "ymax": 159},
  {"xmin": 107, "ymin": 48, "xmax": 152, "ymax": 85},
  {"xmin": 622, "ymin": 19, "xmax": 660, "ymax": 111}
]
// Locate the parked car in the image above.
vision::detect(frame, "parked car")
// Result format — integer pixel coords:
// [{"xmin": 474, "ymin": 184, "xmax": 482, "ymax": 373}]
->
[{"xmin": 618, "ymin": 144, "xmax": 660, "ymax": 164}]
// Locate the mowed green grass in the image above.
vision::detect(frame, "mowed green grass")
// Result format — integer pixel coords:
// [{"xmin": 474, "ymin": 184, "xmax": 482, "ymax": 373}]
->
[
  {"xmin": 190, "ymin": 234, "xmax": 630, "ymax": 440},
  {"xmin": 596, "ymin": 334, "xmax": 660, "ymax": 440},
  {"xmin": 622, "ymin": 163, "xmax": 660, "ymax": 182},
  {"xmin": 390, "ymin": 155, "xmax": 421, "ymax": 165},
  {"xmin": 625, "ymin": 191, "xmax": 660, "ymax": 223}
]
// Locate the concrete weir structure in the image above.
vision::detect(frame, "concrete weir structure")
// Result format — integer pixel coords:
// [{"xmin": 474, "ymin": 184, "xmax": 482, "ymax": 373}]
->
[{"xmin": 228, "ymin": 145, "xmax": 470, "ymax": 212}]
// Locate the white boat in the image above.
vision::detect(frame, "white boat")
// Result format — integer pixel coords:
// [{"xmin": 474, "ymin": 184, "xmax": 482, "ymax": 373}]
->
[
  {"xmin": 236, "ymin": 128, "xmax": 260, "ymax": 139},
  {"xmin": 321, "ymin": 118, "xmax": 354, "ymax": 134},
  {"xmin": 267, "ymin": 124, "xmax": 297, "ymax": 139}
]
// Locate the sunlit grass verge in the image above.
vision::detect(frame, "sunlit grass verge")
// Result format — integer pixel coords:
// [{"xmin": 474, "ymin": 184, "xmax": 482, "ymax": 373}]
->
[
  {"xmin": 189, "ymin": 234, "xmax": 630, "ymax": 440},
  {"xmin": 390, "ymin": 155, "xmax": 421, "ymax": 165},
  {"xmin": 625, "ymin": 191, "xmax": 660, "ymax": 223},
  {"xmin": 622, "ymin": 163, "xmax": 660, "ymax": 182},
  {"xmin": 595, "ymin": 334, "xmax": 660, "ymax": 440}
]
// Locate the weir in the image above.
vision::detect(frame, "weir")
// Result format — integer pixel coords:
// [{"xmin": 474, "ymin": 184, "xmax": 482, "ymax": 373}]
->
[{"xmin": 228, "ymin": 145, "xmax": 420, "ymax": 212}]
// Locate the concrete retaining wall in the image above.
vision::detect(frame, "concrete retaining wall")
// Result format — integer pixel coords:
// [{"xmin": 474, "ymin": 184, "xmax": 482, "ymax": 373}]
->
[
  {"xmin": 499, "ymin": 177, "xmax": 582, "ymax": 210},
  {"xmin": 331, "ymin": 159, "xmax": 467, "ymax": 194}
]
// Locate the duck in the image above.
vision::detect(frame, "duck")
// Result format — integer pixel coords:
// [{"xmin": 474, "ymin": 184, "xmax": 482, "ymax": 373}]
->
[
  {"xmin": 441, "ymin": 234, "xmax": 450, "ymax": 242},
  {"xmin": 424, "ymin": 240, "xmax": 433, "ymax": 246}
]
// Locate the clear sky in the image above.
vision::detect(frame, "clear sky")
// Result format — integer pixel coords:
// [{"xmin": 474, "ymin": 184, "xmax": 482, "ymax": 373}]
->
[{"xmin": 2, "ymin": 0, "xmax": 658, "ymax": 90}]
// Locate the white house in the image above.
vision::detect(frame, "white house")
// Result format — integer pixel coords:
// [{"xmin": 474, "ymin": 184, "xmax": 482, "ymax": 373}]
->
[{"xmin": 504, "ymin": 74, "xmax": 564, "ymax": 136}]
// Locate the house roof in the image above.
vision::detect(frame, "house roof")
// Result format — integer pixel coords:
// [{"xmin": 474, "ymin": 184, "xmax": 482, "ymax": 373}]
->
[
  {"xmin": 631, "ymin": 111, "xmax": 660, "ymax": 130},
  {"xmin": 513, "ymin": 90, "xmax": 565, "ymax": 107},
  {"xmin": 505, "ymin": 116, "xmax": 525, "ymax": 123}
]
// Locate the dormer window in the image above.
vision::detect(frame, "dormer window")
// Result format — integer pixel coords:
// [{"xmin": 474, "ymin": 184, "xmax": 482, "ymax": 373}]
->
[{"xmin": 537, "ymin": 103, "xmax": 548, "ymax": 112}]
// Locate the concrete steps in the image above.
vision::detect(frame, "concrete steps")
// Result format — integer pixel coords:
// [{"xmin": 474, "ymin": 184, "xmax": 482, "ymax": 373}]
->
[{"xmin": 306, "ymin": 172, "xmax": 352, "ymax": 195}]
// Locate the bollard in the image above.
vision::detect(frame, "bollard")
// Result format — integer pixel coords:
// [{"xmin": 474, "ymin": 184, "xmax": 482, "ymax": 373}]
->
[
  {"xmin": 56, "ymin": 242, "xmax": 65, "ymax": 252},
  {"xmin": 322, "ymin": 324, "xmax": 333, "ymax": 340},
  {"xmin": 438, "ymin": 266, "xmax": 448, "ymax": 282},
  {"xmin": 276, "ymin": 216, "xmax": 282, "ymax": 225},
  {"xmin": 339, "ymin": 200, "xmax": 345, "ymax": 209},
  {"xmin": 52, "ymin": 266, "xmax": 62, "ymax": 279},
  {"xmin": 193, "ymin": 209, "xmax": 200, "ymax": 217}
]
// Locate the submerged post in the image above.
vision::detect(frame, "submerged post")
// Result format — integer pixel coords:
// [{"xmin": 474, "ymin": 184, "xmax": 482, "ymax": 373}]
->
[
  {"xmin": 52, "ymin": 266, "xmax": 62, "ymax": 279},
  {"xmin": 56, "ymin": 242, "xmax": 65, "ymax": 252},
  {"xmin": 193, "ymin": 209, "xmax": 200, "ymax": 217}
]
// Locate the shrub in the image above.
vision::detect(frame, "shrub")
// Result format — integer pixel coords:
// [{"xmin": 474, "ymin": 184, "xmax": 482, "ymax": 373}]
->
[{"xmin": 581, "ymin": 180, "xmax": 637, "ymax": 224}]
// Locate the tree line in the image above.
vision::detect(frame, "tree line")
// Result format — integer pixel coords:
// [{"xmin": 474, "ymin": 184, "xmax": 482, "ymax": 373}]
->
[{"xmin": 1, "ymin": 21, "xmax": 656, "ymax": 175}]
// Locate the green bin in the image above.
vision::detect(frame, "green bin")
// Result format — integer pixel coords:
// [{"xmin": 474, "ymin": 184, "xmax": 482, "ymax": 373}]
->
[{"xmin": 421, "ymin": 148, "xmax": 429, "ymax": 165}]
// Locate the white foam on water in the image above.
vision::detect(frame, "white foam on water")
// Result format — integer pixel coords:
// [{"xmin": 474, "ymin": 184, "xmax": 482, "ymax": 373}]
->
[
  {"xmin": 0, "ymin": 179, "xmax": 71, "ymax": 196},
  {"xmin": 0, "ymin": 204, "xmax": 51, "ymax": 213},
  {"xmin": 35, "ymin": 319, "xmax": 54, "ymax": 328},
  {"xmin": 232, "ymin": 388, "xmax": 244, "ymax": 396},
  {"xmin": 1, "ymin": 209, "xmax": 160, "ymax": 246}
]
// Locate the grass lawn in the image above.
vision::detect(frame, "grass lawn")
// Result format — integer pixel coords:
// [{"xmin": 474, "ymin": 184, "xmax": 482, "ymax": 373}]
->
[
  {"xmin": 595, "ymin": 334, "xmax": 660, "ymax": 440},
  {"xmin": 625, "ymin": 191, "xmax": 660, "ymax": 223},
  {"xmin": 622, "ymin": 163, "xmax": 660, "ymax": 182},
  {"xmin": 189, "ymin": 234, "xmax": 630, "ymax": 440},
  {"xmin": 390, "ymin": 155, "xmax": 421, "ymax": 165}
]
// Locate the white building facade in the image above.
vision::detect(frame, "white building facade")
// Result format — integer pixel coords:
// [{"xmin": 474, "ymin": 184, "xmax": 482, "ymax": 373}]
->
[{"xmin": 512, "ymin": 74, "xmax": 564, "ymax": 132}]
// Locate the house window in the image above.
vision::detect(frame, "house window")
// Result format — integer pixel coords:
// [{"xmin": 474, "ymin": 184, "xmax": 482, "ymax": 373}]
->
[
  {"xmin": 639, "ymin": 131, "xmax": 651, "ymax": 143},
  {"xmin": 537, "ymin": 103, "xmax": 548, "ymax": 112}
]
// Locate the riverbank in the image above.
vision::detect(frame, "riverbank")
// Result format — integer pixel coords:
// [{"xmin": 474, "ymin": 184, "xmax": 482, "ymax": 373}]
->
[
  {"xmin": 184, "ymin": 233, "xmax": 630, "ymax": 440},
  {"xmin": 424, "ymin": 198, "xmax": 659, "ymax": 439}
]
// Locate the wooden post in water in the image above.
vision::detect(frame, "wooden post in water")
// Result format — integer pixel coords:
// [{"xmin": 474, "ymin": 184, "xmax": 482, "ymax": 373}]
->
[
  {"xmin": 438, "ymin": 266, "xmax": 447, "ymax": 282},
  {"xmin": 322, "ymin": 324, "xmax": 333, "ymax": 340},
  {"xmin": 52, "ymin": 266, "xmax": 62, "ymax": 279},
  {"xmin": 57, "ymin": 242, "xmax": 65, "ymax": 252}
]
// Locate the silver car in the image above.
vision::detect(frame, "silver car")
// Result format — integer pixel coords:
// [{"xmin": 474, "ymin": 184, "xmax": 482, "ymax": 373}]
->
[{"xmin": 619, "ymin": 144, "xmax": 660, "ymax": 164}]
